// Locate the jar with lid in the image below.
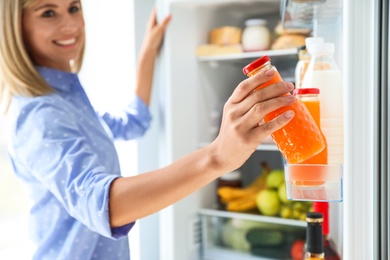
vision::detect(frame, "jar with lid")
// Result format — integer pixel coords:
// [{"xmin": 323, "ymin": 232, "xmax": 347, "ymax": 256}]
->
[
  {"xmin": 242, "ymin": 56, "xmax": 325, "ymax": 164},
  {"xmin": 241, "ymin": 19, "xmax": 270, "ymax": 52}
]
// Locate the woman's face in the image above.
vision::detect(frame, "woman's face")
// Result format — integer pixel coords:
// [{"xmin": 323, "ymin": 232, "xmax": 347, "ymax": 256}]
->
[{"xmin": 22, "ymin": 0, "xmax": 85, "ymax": 72}]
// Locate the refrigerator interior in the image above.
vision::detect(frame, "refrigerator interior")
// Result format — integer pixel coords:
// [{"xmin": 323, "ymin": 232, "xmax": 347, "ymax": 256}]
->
[{"xmin": 156, "ymin": 0, "xmax": 344, "ymax": 259}]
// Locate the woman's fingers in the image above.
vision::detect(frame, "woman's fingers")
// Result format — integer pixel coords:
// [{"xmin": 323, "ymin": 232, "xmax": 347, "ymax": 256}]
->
[
  {"xmin": 242, "ymin": 88, "xmax": 295, "ymax": 128},
  {"xmin": 228, "ymin": 68, "xmax": 285, "ymax": 104},
  {"xmin": 254, "ymin": 110, "xmax": 295, "ymax": 138}
]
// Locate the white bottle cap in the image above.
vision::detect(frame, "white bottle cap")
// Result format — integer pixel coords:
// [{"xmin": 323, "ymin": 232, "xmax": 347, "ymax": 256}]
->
[
  {"xmin": 220, "ymin": 170, "xmax": 242, "ymax": 181},
  {"xmin": 245, "ymin": 19, "xmax": 267, "ymax": 27},
  {"xmin": 310, "ymin": 42, "xmax": 335, "ymax": 54},
  {"xmin": 305, "ymin": 37, "xmax": 324, "ymax": 53}
]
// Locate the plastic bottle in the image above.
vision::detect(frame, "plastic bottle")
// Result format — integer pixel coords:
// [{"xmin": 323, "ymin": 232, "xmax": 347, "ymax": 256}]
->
[
  {"xmin": 302, "ymin": 43, "xmax": 344, "ymax": 165},
  {"xmin": 295, "ymin": 37, "xmax": 324, "ymax": 89},
  {"xmin": 242, "ymin": 56, "xmax": 325, "ymax": 164},
  {"xmin": 241, "ymin": 19, "xmax": 271, "ymax": 51}
]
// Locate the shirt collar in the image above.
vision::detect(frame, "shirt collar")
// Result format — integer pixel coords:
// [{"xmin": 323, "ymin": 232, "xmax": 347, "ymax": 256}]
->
[{"xmin": 36, "ymin": 66, "xmax": 80, "ymax": 92}]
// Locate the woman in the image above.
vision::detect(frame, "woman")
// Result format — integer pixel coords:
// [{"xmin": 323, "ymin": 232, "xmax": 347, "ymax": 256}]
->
[{"xmin": 0, "ymin": 0, "xmax": 295, "ymax": 259}]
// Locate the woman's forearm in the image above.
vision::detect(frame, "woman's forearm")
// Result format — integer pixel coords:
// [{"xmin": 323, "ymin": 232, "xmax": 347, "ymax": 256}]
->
[
  {"xmin": 134, "ymin": 48, "xmax": 157, "ymax": 105},
  {"xmin": 109, "ymin": 144, "xmax": 223, "ymax": 227}
]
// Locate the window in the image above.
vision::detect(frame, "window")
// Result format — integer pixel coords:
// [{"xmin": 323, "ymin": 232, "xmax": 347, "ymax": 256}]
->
[{"xmin": 0, "ymin": 0, "xmax": 140, "ymax": 258}]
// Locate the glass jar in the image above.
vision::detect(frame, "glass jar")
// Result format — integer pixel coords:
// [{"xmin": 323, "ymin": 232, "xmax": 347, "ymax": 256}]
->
[
  {"xmin": 241, "ymin": 19, "xmax": 270, "ymax": 51},
  {"xmin": 242, "ymin": 56, "xmax": 325, "ymax": 164},
  {"xmin": 292, "ymin": 88, "xmax": 327, "ymax": 186}
]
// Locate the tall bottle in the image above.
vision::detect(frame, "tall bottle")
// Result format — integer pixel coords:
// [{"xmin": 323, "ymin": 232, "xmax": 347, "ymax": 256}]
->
[
  {"xmin": 305, "ymin": 212, "xmax": 325, "ymax": 260},
  {"xmin": 302, "ymin": 42, "xmax": 344, "ymax": 165},
  {"xmin": 313, "ymin": 202, "xmax": 341, "ymax": 260},
  {"xmin": 242, "ymin": 56, "xmax": 325, "ymax": 164}
]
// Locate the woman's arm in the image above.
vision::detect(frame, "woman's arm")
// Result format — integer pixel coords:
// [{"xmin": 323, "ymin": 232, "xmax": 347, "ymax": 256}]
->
[
  {"xmin": 109, "ymin": 68, "xmax": 296, "ymax": 227},
  {"xmin": 135, "ymin": 8, "xmax": 171, "ymax": 105}
]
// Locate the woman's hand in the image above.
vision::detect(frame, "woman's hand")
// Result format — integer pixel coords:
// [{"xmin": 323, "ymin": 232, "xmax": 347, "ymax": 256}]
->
[
  {"xmin": 210, "ymin": 68, "xmax": 295, "ymax": 173},
  {"xmin": 135, "ymin": 7, "xmax": 171, "ymax": 105},
  {"xmin": 141, "ymin": 7, "xmax": 172, "ymax": 55}
]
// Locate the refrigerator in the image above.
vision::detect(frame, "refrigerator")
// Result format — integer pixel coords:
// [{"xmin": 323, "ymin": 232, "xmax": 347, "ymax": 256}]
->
[{"xmin": 131, "ymin": 0, "xmax": 389, "ymax": 259}]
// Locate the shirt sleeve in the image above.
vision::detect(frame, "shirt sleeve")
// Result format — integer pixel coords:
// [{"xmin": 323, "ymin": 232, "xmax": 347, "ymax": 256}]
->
[
  {"xmin": 98, "ymin": 95, "xmax": 152, "ymax": 140},
  {"xmin": 10, "ymin": 100, "xmax": 132, "ymax": 239}
]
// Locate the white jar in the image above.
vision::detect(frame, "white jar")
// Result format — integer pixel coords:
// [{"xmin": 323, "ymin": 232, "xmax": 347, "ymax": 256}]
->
[{"xmin": 242, "ymin": 19, "xmax": 270, "ymax": 51}]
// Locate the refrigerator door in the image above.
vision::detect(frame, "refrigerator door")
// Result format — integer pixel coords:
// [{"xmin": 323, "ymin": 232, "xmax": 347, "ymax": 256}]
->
[{"xmin": 343, "ymin": 0, "xmax": 378, "ymax": 259}]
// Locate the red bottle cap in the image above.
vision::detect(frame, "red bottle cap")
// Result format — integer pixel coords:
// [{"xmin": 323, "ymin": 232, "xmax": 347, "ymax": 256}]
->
[
  {"xmin": 313, "ymin": 202, "xmax": 329, "ymax": 235},
  {"xmin": 293, "ymin": 88, "xmax": 320, "ymax": 95},
  {"xmin": 242, "ymin": 55, "xmax": 270, "ymax": 75}
]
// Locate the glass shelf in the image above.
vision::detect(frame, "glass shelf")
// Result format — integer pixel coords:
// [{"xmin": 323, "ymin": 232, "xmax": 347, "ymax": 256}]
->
[
  {"xmin": 197, "ymin": 48, "xmax": 298, "ymax": 63},
  {"xmin": 199, "ymin": 207, "xmax": 306, "ymax": 227}
]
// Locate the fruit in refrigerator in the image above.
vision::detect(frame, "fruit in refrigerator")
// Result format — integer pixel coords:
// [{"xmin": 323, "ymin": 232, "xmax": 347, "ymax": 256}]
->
[
  {"xmin": 256, "ymin": 189, "xmax": 280, "ymax": 216},
  {"xmin": 225, "ymin": 193, "xmax": 257, "ymax": 212},
  {"xmin": 290, "ymin": 239, "xmax": 305, "ymax": 260},
  {"xmin": 218, "ymin": 163, "xmax": 270, "ymax": 212},
  {"xmin": 266, "ymin": 169, "xmax": 285, "ymax": 188},
  {"xmin": 280, "ymin": 205, "xmax": 293, "ymax": 219},
  {"xmin": 278, "ymin": 182, "xmax": 289, "ymax": 203}
]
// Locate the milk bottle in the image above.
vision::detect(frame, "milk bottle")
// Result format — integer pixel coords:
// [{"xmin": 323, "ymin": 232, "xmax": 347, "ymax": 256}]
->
[{"xmin": 302, "ymin": 42, "xmax": 344, "ymax": 165}]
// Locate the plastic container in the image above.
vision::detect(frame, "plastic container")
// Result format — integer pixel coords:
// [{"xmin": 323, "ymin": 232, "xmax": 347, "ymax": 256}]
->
[
  {"xmin": 302, "ymin": 43, "xmax": 344, "ymax": 165},
  {"xmin": 241, "ymin": 19, "xmax": 271, "ymax": 51},
  {"xmin": 242, "ymin": 56, "xmax": 325, "ymax": 164},
  {"xmin": 284, "ymin": 164, "xmax": 343, "ymax": 202}
]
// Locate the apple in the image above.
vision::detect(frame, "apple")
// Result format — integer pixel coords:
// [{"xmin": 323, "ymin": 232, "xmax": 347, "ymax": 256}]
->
[
  {"xmin": 266, "ymin": 169, "xmax": 285, "ymax": 188},
  {"xmin": 256, "ymin": 189, "xmax": 280, "ymax": 216}
]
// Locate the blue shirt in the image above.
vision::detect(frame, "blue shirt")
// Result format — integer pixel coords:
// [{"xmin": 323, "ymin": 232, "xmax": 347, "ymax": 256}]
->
[{"xmin": 7, "ymin": 67, "xmax": 152, "ymax": 260}]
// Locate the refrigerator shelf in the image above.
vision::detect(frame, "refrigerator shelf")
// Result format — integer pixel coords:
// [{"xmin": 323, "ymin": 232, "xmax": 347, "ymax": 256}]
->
[
  {"xmin": 197, "ymin": 48, "xmax": 297, "ymax": 62},
  {"xmin": 199, "ymin": 207, "xmax": 306, "ymax": 227}
]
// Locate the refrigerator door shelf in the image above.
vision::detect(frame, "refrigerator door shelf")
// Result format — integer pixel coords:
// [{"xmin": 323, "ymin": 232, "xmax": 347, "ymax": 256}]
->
[
  {"xmin": 280, "ymin": 0, "xmax": 342, "ymax": 30},
  {"xmin": 284, "ymin": 163, "xmax": 343, "ymax": 202}
]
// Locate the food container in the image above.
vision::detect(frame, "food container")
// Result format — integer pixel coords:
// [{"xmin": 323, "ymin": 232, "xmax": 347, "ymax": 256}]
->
[{"xmin": 241, "ymin": 19, "xmax": 271, "ymax": 51}]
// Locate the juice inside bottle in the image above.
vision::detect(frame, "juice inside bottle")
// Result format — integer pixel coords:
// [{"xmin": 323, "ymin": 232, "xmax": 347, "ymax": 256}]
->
[
  {"xmin": 291, "ymin": 88, "xmax": 327, "ymax": 186},
  {"xmin": 243, "ymin": 56, "xmax": 325, "ymax": 164}
]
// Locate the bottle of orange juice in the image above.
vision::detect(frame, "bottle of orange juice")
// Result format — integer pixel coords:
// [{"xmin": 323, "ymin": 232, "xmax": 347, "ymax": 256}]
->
[
  {"xmin": 293, "ymin": 88, "xmax": 327, "ymax": 186},
  {"xmin": 242, "ymin": 56, "xmax": 325, "ymax": 164}
]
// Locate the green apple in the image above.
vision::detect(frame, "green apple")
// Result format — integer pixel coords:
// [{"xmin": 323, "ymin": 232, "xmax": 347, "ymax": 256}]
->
[
  {"xmin": 278, "ymin": 183, "xmax": 290, "ymax": 204},
  {"xmin": 266, "ymin": 169, "xmax": 285, "ymax": 188},
  {"xmin": 256, "ymin": 189, "xmax": 280, "ymax": 216}
]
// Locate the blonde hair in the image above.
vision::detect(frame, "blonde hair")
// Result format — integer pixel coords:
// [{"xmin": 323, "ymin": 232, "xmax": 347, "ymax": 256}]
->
[{"xmin": 0, "ymin": 0, "xmax": 85, "ymax": 113}]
